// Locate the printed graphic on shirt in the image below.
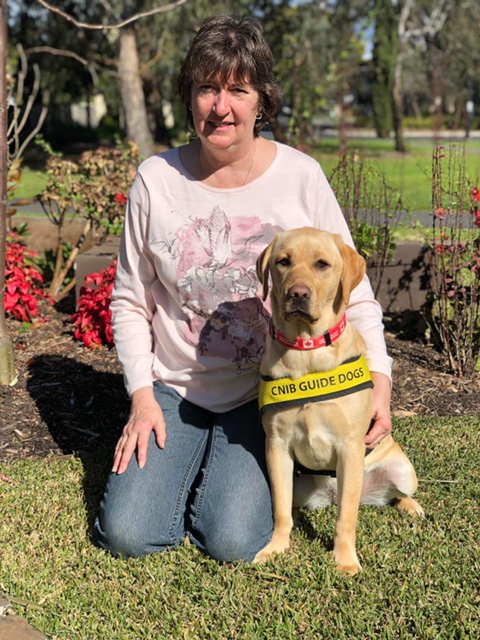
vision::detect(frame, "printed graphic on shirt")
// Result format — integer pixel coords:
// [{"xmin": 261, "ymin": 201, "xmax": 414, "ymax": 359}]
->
[{"xmin": 158, "ymin": 205, "xmax": 281, "ymax": 375}]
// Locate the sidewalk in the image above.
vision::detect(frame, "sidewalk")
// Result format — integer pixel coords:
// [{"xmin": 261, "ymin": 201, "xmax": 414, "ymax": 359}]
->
[{"xmin": 335, "ymin": 127, "xmax": 480, "ymax": 140}]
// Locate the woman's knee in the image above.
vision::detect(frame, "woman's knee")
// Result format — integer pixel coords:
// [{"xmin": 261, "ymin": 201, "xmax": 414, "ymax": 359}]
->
[
  {"xmin": 95, "ymin": 511, "xmax": 152, "ymax": 558},
  {"xmin": 201, "ymin": 536, "xmax": 257, "ymax": 563},
  {"xmin": 95, "ymin": 504, "xmax": 182, "ymax": 558},
  {"xmin": 192, "ymin": 515, "xmax": 272, "ymax": 563}
]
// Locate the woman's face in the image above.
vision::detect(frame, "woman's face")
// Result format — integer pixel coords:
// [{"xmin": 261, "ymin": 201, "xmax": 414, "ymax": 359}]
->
[{"xmin": 190, "ymin": 73, "xmax": 260, "ymax": 151}]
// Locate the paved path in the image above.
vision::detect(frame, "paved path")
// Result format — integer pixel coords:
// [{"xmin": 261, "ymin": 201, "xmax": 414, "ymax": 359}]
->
[{"xmin": 0, "ymin": 596, "xmax": 48, "ymax": 639}]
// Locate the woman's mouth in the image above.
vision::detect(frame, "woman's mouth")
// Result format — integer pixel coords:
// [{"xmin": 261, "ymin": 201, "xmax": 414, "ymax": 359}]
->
[{"xmin": 209, "ymin": 121, "xmax": 234, "ymax": 130}]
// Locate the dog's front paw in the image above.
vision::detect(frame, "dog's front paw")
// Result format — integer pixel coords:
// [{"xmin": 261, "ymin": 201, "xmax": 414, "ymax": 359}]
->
[
  {"xmin": 335, "ymin": 559, "xmax": 362, "ymax": 575},
  {"xmin": 253, "ymin": 537, "xmax": 290, "ymax": 563},
  {"xmin": 334, "ymin": 545, "xmax": 362, "ymax": 575},
  {"xmin": 395, "ymin": 497, "xmax": 424, "ymax": 517}
]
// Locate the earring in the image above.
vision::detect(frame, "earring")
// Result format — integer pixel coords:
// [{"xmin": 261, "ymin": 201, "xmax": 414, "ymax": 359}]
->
[
  {"xmin": 188, "ymin": 105, "xmax": 192, "ymax": 111},
  {"xmin": 255, "ymin": 113, "xmax": 262, "ymax": 120}
]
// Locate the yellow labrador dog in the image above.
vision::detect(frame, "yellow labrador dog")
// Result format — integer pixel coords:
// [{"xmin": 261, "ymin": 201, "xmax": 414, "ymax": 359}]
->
[{"xmin": 254, "ymin": 228, "xmax": 423, "ymax": 574}]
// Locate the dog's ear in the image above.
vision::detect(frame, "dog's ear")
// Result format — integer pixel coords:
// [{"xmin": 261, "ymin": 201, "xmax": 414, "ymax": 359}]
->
[
  {"xmin": 256, "ymin": 242, "xmax": 273, "ymax": 301},
  {"xmin": 334, "ymin": 235, "xmax": 366, "ymax": 305}
]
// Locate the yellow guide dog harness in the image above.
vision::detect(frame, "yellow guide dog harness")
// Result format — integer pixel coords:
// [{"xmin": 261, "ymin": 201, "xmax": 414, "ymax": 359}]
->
[{"xmin": 258, "ymin": 353, "xmax": 373, "ymax": 415}]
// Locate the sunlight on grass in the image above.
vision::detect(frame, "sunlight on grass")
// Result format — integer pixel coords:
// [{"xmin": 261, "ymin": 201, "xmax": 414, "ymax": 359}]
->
[
  {"xmin": 12, "ymin": 167, "xmax": 49, "ymax": 201},
  {"xmin": 312, "ymin": 138, "xmax": 480, "ymax": 213},
  {"xmin": 1, "ymin": 417, "xmax": 479, "ymax": 639}
]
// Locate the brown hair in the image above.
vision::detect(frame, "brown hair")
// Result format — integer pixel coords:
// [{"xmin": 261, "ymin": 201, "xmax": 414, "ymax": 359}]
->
[{"xmin": 178, "ymin": 14, "xmax": 282, "ymax": 136}]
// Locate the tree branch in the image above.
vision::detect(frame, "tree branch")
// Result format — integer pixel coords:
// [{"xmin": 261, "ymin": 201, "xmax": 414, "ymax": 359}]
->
[
  {"xmin": 36, "ymin": 0, "xmax": 188, "ymax": 30},
  {"xmin": 24, "ymin": 46, "xmax": 100, "ymax": 86}
]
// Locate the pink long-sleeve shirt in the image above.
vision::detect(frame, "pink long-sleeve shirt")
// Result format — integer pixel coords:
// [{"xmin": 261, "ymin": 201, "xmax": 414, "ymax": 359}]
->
[{"xmin": 111, "ymin": 142, "xmax": 392, "ymax": 411}]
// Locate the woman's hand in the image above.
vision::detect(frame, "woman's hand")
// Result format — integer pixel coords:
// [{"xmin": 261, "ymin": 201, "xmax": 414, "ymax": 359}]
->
[
  {"xmin": 365, "ymin": 372, "xmax": 392, "ymax": 448},
  {"xmin": 112, "ymin": 386, "xmax": 166, "ymax": 475}
]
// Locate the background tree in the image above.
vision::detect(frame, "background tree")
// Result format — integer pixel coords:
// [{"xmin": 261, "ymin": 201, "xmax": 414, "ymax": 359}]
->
[
  {"xmin": 432, "ymin": 0, "xmax": 480, "ymax": 135},
  {"xmin": 0, "ymin": 0, "xmax": 15, "ymax": 385},
  {"xmin": 371, "ymin": 0, "xmax": 397, "ymax": 139},
  {"xmin": 392, "ymin": 0, "xmax": 449, "ymax": 152},
  {"xmin": 18, "ymin": 0, "xmax": 190, "ymax": 158},
  {"xmin": 324, "ymin": 0, "xmax": 366, "ymax": 154},
  {"xmin": 0, "ymin": 34, "xmax": 48, "ymax": 386}
]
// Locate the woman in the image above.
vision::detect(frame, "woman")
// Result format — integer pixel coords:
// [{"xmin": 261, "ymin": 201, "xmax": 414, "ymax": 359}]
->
[{"xmin": 95, "ymin": 14, "xmax": 392, "ymax": 562}]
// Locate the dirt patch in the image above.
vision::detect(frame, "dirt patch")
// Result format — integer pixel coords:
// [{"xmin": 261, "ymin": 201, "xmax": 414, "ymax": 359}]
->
[
  {"xmin": 0, "ymin": 300, "xmax": 478, "ymax": 462},
  {"xmin": 10, "ymin": 214, "xmax": 97, "ymax": 254}
]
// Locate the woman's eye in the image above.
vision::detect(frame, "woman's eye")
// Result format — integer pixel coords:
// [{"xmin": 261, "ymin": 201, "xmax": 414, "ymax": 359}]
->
[{"xmin": 198, "ymin": 85, "xmax": 214, "ymax": 94}]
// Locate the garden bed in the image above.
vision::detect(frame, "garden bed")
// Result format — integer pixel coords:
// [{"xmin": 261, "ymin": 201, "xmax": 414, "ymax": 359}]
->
[{"xmin": 0, "ymin": 298, "xmax": 478, "ymax": 463}]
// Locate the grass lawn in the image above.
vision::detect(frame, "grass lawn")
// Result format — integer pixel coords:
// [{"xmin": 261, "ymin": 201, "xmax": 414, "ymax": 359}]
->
[
  {"xmin": 311, "ymin": 137, "xmax": 480, "ymax": 213},
  {"xmin": 1, "ymin": 416, "xmax": 479, "ymax": 639},
  {"xmin": 12, "ymin": 166, "xmax": 49, "ymax": 201}
]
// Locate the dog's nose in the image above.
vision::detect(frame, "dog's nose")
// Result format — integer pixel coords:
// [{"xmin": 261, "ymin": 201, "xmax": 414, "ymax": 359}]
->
[{"xmin": 287, "ymin": 284, "xmax": 311, "ymax": 299}]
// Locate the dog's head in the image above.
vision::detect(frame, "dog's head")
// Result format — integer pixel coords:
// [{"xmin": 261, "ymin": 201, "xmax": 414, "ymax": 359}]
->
[{"xmin": 256, "ymin": 227, "xmax": 365, "ymax": 326}]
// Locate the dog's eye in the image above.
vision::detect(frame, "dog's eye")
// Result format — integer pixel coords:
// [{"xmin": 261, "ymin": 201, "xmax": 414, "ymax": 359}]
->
[
  {"xmin": 276, "ymin": 257, "xmax": 290, "ymax": 267},
  {"xmin": 315, "ymin": 260, "xmax": 329, "ymax": 270}
]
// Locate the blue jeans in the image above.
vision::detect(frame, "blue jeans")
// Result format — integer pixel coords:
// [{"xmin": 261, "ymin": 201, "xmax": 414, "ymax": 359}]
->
[{"xmin": 95, "ymin": 383, "xmax": 273, "ymax": 562}]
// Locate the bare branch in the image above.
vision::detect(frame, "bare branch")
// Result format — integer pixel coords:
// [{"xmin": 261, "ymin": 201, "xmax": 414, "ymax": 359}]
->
[
  {"xmin": 25, "ymin": 46, "xmax": 90, "ymax": 68},
  {"xmin": 15, "ymin": 63, "xmax": 41, "ymax": 138},
  {"xmin": 14, "ymin": 44, "xmax": 26, "ymax": 103},
  {"xmin": 16, "ymin": 94, "xmax": 49, "ymax": 160},
  {"xmin": 6, "ymin": 45, "xmax": 50, "ymax": 165},
  {"xmin": 401, "ymin": 0, "xmax": 452, "ymax": 48},
  {"xmin": 36, "ymin": 0, "xmax": 188, "ymax": 30},
  {"xmin": 24, "ymin": 46, "xmax": 100, "ymax": 86},
  {"xmin": 140, "ymin": 32, "xmax": 166, "ymax": 74}
]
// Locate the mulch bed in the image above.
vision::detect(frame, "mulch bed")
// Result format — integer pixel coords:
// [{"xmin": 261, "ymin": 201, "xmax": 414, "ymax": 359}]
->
[{"xmin": 0, "ymin": 299, "xmax": 479, "ymax": 462}]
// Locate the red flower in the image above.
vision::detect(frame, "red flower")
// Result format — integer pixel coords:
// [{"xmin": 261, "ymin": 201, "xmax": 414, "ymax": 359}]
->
[
  {"xmin": 433, "ymin": 207, "xmax": 448, "ymax": 220},
  {"xmin": 114, "ymin": 192, "xmax": 128, "ymax": 205},
  {"xmin": 4, "ymin": 234, "xmax": 47, "ymax": 322},
  {"xmin": 71, "ymin": 260, "xmax": 117, "ymax": 348},
  {"xmin": 470, "ymin": 187, "xmax": 480, "ymax": 203}
]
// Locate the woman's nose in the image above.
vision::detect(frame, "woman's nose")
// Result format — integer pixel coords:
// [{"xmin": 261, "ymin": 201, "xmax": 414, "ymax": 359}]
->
[{"xmin": 213, "ymin": 90, "xmax": 229, "ymax": 114}]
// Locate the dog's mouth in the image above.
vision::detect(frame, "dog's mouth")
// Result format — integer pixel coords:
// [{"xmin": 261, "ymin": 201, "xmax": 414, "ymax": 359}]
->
[{"xmin": 282, "ymin": 301, "xmax": 318, "ymax": 324}]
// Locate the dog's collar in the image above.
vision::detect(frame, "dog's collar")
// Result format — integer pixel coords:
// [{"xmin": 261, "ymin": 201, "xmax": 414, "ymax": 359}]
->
[{"xmin": 269, "ymin": 314, "xmax": 347, "ymax": 350}]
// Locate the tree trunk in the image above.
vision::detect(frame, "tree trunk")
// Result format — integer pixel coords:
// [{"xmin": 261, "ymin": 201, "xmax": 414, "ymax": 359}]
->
[
  {"xmin": 392, "ymin": 54, "xmax": 406, "ymax": 153},
  {"xmin": 118, "ymin": 28, "xmax": 155, "ymax": 159},
  {"xmin": 0, "ymin": 0, "xmax": 17, "ymax": 385},
  {"xmin": 391, "ymin": 0, "xmax": 416, "ymax": 154},
  {"xmin": 372, "ymin": 0, "xmax": 397, "ymax": 139},
  {"xmin": 269, "ymin": 114, "xmax": 288, "ymax": 145}
]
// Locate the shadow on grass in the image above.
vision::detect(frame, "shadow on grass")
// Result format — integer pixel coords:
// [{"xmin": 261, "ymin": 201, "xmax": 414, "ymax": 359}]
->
[
  {"xmin": 296, "ymin": 511, "xmax": 334, "ymax": 551},
  {"xmin": 26, "ymin": 355, "xmax": 129, "ymax": 540},
  {"xmin": 78, "ymin": 446, "xmax": 114, "ymax": 542}
]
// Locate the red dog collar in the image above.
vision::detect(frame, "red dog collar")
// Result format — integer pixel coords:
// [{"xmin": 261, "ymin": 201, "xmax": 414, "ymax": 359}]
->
[{"xmin": 269, "ymin": 314, "xmax": 347, "ymax": 350}]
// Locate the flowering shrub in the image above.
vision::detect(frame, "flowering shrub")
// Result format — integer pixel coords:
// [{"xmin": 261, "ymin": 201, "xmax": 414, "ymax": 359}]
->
[
  {"xmin": 71, "ymin": 261, "xmax": 116, "ymax": 349},
  {"xmin": 36, "ymin": 139, "xmax": 139, "ymax": 299},
  {"xmin": 4, "ymin": 233, "xmax": 47, "ymax": 323},
  {"xmin": 328, "ymin": 152, "xmax": 407, "ymax": 296},
  {"xmin": 426, "ymin": 145, "xmax": 480, "ymax": 377},
  {"xmin": 38, "ymin": 141, "xmax": 138, "ymax": 232}
]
